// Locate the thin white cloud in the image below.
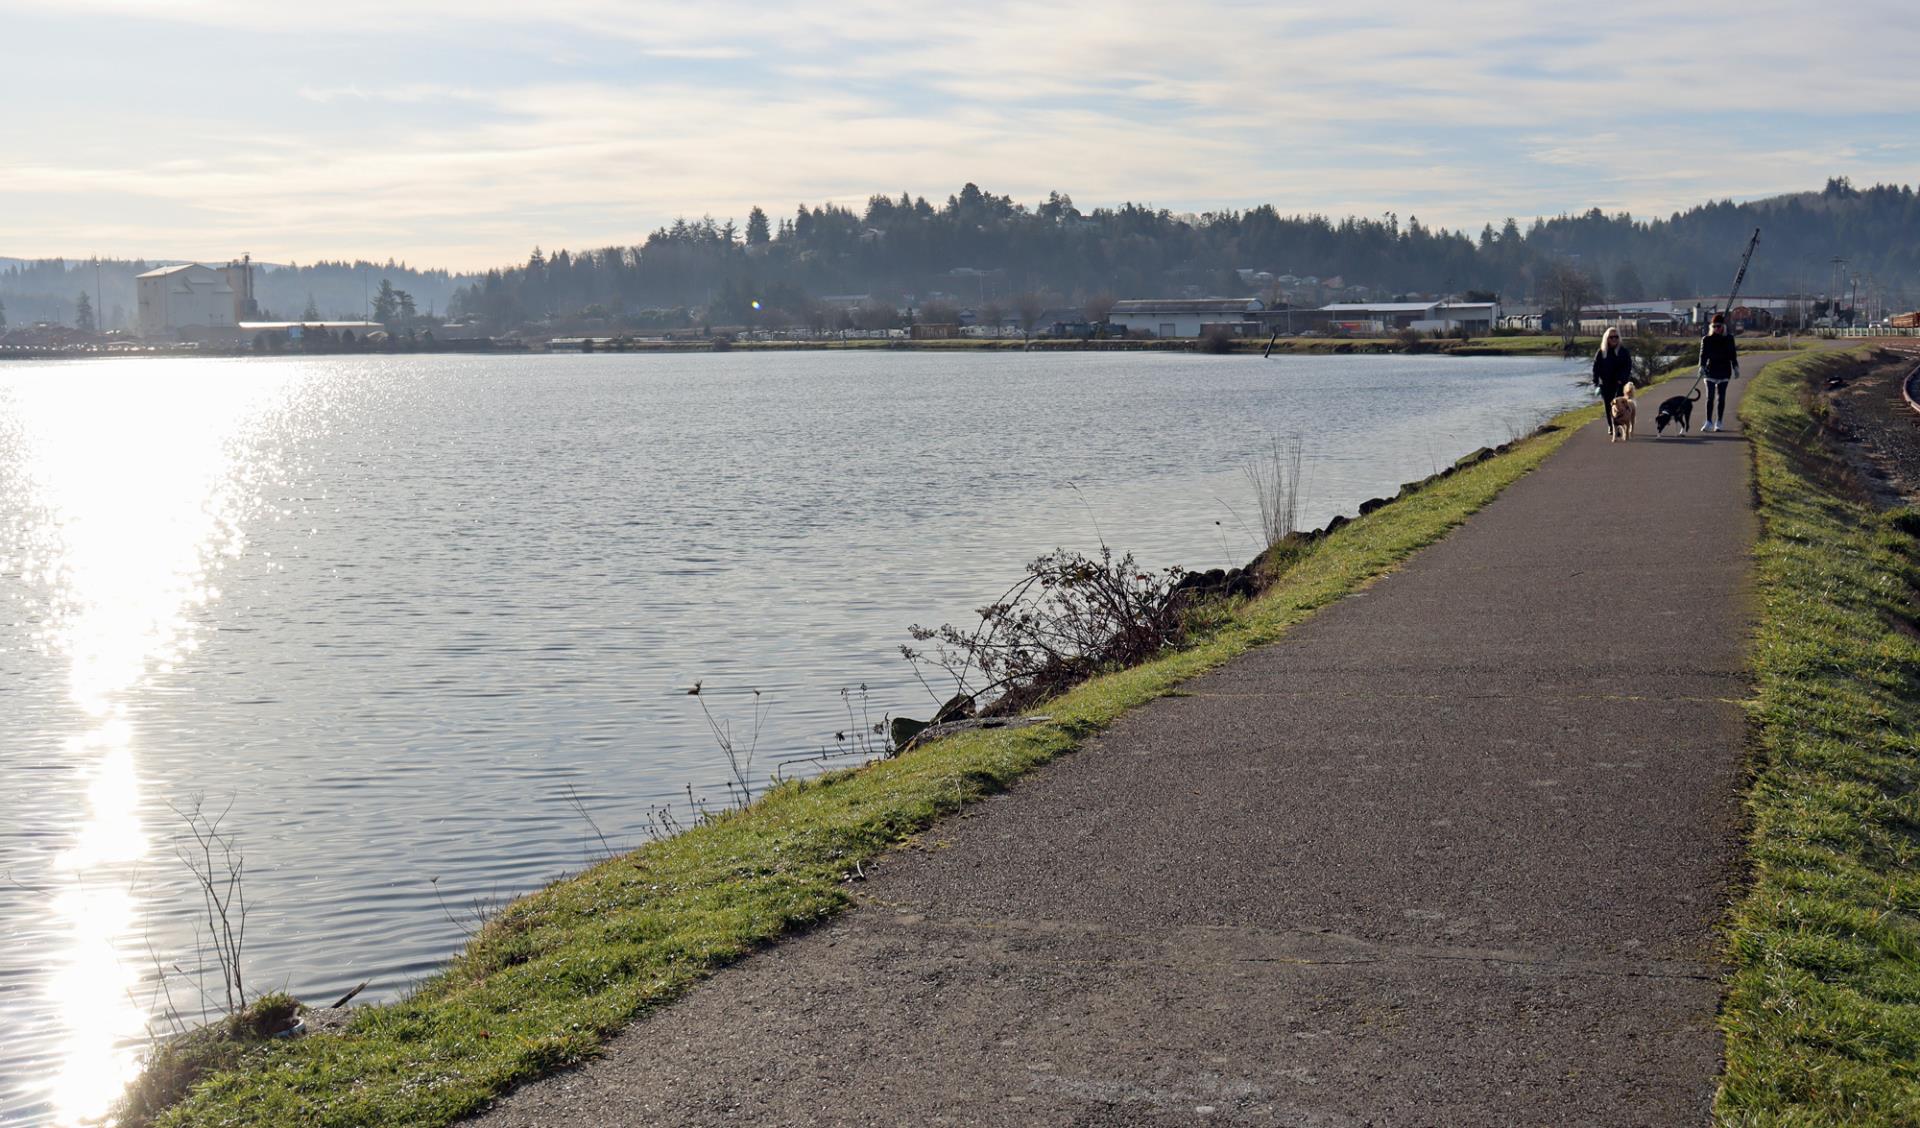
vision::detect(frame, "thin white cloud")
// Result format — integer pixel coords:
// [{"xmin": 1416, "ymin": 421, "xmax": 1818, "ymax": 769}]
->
[{"xmin": 296, "ymin": 83, "xmax": 491, "ymax": 104}]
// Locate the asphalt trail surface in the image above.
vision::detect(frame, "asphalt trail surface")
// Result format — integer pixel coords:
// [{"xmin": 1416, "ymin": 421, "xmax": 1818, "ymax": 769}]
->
[{"xmin": 470, "ymin": 367, "xmax": 1773, "ymax": 1126}]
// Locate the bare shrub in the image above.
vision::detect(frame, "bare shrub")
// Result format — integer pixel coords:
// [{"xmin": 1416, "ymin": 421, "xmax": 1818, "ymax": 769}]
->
[
  {"xmin": 115, "ymin": 802, "xmax": 279, "ymax": 1128},
  {"xmin": 693, "ymin": 688, "xmax": 772, "ymax": 806},
  {"xmin": 1244, "ymin": 436, "xmax": 1305, "ymax": 549},
  {"xmin": 1013, "ymin": 291, "xmax": 1052, "ymax": 342},
  {"xmin": 167, "ymin": 798, "xmax": 250, "ymax": 1017},
  {"xmin": 903, "ymin": 547, "xmax": 1187, "ymax": 717},
  {"xmin": 1541, "ymin": 260, "xmax": 1601, "ymax": 353},
  {"xmin": 1199, "ymin": 327, "xmax": 1236, "ymax": 354}
]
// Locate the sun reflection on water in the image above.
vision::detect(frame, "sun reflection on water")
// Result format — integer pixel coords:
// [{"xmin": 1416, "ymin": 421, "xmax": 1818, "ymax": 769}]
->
[{"xmin": 1, "ymin": 360, "xmax": 298, "ymax": 1125}]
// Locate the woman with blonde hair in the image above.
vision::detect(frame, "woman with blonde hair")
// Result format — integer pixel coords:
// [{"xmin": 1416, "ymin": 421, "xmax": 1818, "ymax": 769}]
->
[{"xmin": 1592, "ymin": 327, "xmax": 1634, "ymax": 440}]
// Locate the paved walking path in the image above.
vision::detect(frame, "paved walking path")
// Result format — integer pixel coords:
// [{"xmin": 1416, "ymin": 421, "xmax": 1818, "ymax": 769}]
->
[{"xmin": 474, "ymin": 367, "xmax": 1775, "ymax": 1126}]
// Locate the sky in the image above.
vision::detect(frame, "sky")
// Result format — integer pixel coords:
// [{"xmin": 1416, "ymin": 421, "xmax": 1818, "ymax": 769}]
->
[{"xmin": 3, "ymin": 0, "xmax": 1917, "ymax": 273}]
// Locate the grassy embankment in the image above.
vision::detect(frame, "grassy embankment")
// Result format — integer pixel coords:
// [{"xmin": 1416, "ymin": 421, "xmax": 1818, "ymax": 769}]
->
[
  {"xmin": 140, "ymin": 397, "xmax": 1610, "ymax": 1128},
  {"xmin": 1718, "ymin": 348, "xmax": 1920, "ymax": 1123}
]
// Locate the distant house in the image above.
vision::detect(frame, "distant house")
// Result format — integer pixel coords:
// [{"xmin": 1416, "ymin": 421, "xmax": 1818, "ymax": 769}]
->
[{"xmin": 1108, "ymin": 298, "xmax": 1263, "ymax": 338}]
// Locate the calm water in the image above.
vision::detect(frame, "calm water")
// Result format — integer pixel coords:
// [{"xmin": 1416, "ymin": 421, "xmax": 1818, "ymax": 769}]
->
[{"xmin": 0, "ymin": 350, "xmax": 1588, "ymax": 1124}]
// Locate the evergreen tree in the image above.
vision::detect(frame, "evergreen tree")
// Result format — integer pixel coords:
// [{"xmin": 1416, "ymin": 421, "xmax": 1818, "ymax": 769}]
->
[
  {"xmin": 302, "ymin": 293, "xmax": 321, "ymax": 320},
  {"xmin": 746, "ymin": 206, "xmax": 771, "ymax": 245},
  {"xmin": 75, "ymin": 291, "xmax": 95, "ymax": 333},
  {"xmin": 372, "ymin": 279, "xmax": 400, "ymax": 327},
  {"xmin": 0, "ymin": 295, "xmax": 7, "ymax": 331},
  {"xmin": 1611, "ymin": 263, "xmax": 1646, "ymax": 303}
]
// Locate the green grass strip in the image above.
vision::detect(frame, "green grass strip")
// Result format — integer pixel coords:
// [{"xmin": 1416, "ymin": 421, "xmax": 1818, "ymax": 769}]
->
[
  {"xmin": 151, "ymin": 398, "xmax": 1602, "ymax": 1128},
  {"xmin": 1717, "ymin": 349, "xmax": 1920, "ymax": 1125}
]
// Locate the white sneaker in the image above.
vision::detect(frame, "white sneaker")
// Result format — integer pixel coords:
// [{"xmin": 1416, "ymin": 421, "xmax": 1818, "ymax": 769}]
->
[{"xmin": 1706, "ymin": 420, "xmax": 1718, "ymax": 432}]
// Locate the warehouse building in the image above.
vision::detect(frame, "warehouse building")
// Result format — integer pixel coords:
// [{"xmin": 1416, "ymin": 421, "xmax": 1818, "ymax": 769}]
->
[
  {"xmin": 1108, "ymin": 298, "xmax": 1264, "ymax": 338},
  {"xmin": 136, "ymin": 260, "xmax": 257, "ymax": 339}
]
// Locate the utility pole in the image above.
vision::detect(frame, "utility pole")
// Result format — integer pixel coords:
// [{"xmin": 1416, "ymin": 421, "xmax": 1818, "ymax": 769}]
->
[
  {"xmin": 93, "ymin": 257, "xmax": 103, "ymax": 335},
  {"xmin": 1829, "ymin": 256, "xmax": 1845, "ymax": 326}
]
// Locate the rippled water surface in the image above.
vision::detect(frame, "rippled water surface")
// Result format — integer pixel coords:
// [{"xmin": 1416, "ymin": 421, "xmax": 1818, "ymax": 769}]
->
[{"xmin": 0, "ymin": 350, "xmax": 1589, "ymax": 1123}]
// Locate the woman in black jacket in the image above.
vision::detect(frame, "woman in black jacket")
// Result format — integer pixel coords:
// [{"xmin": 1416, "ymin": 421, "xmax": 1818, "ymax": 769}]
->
[
  {"xmin": 1698, "ymin": 313, "xmax": 1739, "ymax": 431},
  {"xmin": 1592, "ymin": 327, "xmax": 1634, "ymax": 440}
]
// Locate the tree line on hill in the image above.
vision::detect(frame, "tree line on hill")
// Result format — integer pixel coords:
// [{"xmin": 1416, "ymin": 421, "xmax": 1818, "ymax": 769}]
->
[
  {"xmin": 445, "ymin": 177, "xmax": 1920, "ymax": 332},
  {"xmin": 7, "ymin": 178, "xmax": 1914, "ymax": 336}
]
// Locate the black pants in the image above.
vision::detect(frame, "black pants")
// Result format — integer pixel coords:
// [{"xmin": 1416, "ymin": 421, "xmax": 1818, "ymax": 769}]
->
[{"xmin": 1705, "ymin": 379, "xmax": 1729, "ymax": 423}]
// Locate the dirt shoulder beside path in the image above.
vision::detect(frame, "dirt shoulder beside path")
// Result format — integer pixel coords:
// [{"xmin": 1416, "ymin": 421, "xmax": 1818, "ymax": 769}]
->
[
  {"xmin": 1822, "ymin": 344, "xmax": 1920, "ymax": 507},
  {"xmin": 468, "ymin": 363, "xmax": 1786, "ymax": 1127}
]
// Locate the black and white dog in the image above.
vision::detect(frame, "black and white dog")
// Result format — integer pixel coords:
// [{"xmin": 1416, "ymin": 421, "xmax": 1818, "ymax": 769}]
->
[{"xmin": 1654, "ymin": 384, "xmax": 1699, "ymax": 437}]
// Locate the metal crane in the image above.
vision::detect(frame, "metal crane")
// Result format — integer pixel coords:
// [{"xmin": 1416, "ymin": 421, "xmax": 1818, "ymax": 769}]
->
[{"xmin": 1711, "ymin": 228, "xmax": 1762, "ymax": 332}]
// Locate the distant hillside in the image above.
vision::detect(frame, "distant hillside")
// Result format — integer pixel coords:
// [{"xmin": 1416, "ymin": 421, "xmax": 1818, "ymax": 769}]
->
[
  {"xmin": 1514, "ymin": 179, "xmax": 1918, "ymax": 305},
  {"xmin": 443, "ymin": 178, "xmax": 1919, "ymax": 331},
  {"xmin": 8, "ymin": 179, "xmax": 1912, "ymax": 332}
]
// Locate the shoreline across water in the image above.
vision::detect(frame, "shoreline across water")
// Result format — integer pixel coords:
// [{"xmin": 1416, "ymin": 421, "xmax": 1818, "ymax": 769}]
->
[{"xmin": 4, "ymin": 332, "xmax": 1640, "ymax": 362}]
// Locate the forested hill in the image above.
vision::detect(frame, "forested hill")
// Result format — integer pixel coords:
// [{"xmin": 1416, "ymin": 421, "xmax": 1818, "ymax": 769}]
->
[
  {"xmin": 448, "ymin": 178, "xmax": 1918, "ymax": 329},
  {"xmin": 6, "ymin": 179, "xmax": 1913, "ymax": 333}
]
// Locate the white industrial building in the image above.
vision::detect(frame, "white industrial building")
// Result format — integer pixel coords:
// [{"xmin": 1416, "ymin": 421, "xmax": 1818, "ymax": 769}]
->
[
  {"xmin": 1322, "ymin": 301, "xmax": 1500, "ymax": 333},
  {"xmin": 1108, "ymin": 297, "xmax": 1501, "ymax": 339},
  {"xmin": 1108, "ymin": 298, "xmax": 1263, "ymax": 338},
  {"xmin": 136, "ymin": 262, "xmax": 256, "ymax": 339}
]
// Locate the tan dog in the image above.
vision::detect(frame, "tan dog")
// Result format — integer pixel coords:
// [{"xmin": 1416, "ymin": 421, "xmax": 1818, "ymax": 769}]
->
[{"xmin": 1609, "ymin": 382, "xmax": 1637, "ymax": 442}]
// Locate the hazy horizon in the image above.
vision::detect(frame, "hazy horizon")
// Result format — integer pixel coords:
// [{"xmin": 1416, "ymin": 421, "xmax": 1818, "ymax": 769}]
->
[{"xmin": 4, "ymin": 0, "xmax": 1918, "ymax": 273}]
